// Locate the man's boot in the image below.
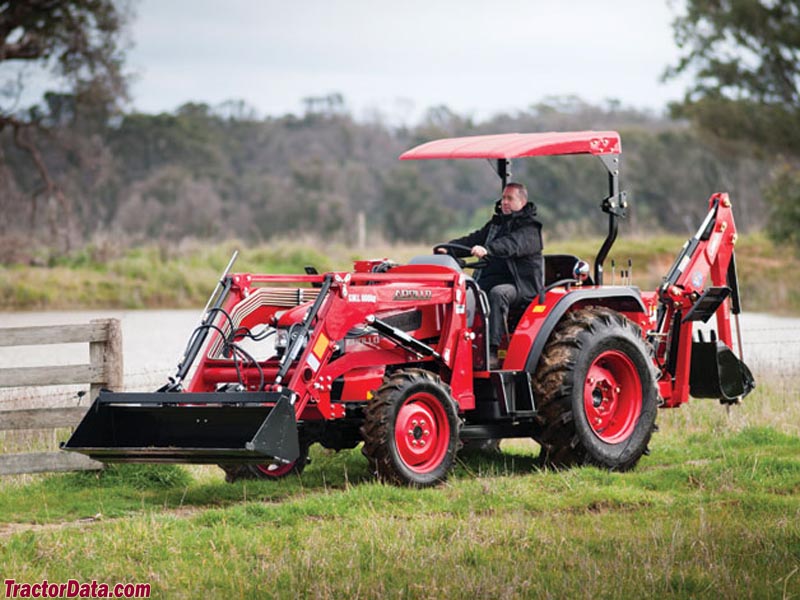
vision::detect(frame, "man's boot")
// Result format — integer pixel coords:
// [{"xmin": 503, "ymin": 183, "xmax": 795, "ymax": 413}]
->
[{"xmin": 489, "ymin": 346, "xmax": 501, "ymax": 370}]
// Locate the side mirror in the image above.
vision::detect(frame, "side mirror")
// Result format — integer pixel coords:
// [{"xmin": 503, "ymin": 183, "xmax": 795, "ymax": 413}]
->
[{"xmin": 574, "ymin": 260, "xmax": 591, "ymax": 284}]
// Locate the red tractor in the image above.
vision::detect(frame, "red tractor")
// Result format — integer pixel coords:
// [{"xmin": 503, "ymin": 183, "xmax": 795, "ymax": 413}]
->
[{"xmin": 65, "ymin": 131, "xmax": 755, "ymax": 486}]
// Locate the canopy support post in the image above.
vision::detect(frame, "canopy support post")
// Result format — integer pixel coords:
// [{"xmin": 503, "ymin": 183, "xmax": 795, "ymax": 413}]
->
[
  {"xmin": 497, "ymin": 159, "xmax": 510, "ymax": 191},
  {"xmin": 594, "ymin": 154, "xmax": 627, "ymax": 286}
]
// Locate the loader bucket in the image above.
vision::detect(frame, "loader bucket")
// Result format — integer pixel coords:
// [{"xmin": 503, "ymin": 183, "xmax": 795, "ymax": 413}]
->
[
  {"xmin": 689, "ymin": 339, "xmax": 756, "ymax": 403},
  {"xmin": 62, "ymin": 390, "xmax": 300, "ymax": 465}
]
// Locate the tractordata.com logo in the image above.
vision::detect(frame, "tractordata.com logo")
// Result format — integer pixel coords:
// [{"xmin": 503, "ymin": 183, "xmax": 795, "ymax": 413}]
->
[{"xmin": 4, "ymin": 579, "xmax": 151, "ymax": 599}]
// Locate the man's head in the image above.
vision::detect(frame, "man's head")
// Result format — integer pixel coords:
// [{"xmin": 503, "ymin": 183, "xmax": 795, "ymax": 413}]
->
[{"xmin": 500, "ymin": 183, "xmax": 527, "ymax": 215}]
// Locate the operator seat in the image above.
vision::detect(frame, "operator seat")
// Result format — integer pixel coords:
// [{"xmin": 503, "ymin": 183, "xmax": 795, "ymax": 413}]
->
[
  {"xmin": 544, "ymin": 254, "xmax": 592, "ymax": 286},
  {"xmin": 506, "ymin": 254, "xmax": 590, "ymax": 333}
]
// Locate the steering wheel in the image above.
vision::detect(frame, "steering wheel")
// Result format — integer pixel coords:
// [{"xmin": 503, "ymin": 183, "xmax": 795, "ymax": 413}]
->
[{"xmin": 433, "ymin": 243, "xmax": 490, "ymax": 270}]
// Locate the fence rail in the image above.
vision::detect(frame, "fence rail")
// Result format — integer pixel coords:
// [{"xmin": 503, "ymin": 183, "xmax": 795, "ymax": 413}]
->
[{"xmin": 0, "ymin": 319, "xmax": 123, "ymax": 476}]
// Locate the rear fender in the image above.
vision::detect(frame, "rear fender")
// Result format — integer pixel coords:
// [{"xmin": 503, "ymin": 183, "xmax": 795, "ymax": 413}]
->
[{"xmin": 503, "ymin": 287, "xmax": 647, "ymax": 373}]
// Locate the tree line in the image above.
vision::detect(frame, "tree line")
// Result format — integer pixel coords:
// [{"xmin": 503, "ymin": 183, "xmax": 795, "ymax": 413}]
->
[
  {"xmin": 1, "ymin": 0, "xmax": 796, "ymax": 261},
  {"xmin": 0, "ymin": 96, "xmax": 771, "ymax": 255}
]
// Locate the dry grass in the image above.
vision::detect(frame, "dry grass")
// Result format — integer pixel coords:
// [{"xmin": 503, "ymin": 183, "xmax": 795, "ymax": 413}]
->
[
  {"xmin": 2, "ymin": 232, "xmax": 798, "ymax": 314},
  {"xmin": 659, "ymin": 370, "xmax": 800, "ymax": 438}
]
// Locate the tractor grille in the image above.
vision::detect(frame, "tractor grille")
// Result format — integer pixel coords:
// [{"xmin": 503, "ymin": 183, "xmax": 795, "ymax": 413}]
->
[{"xmin": 247, "ymin": 286, "xmax": 321, "ymax": 308}]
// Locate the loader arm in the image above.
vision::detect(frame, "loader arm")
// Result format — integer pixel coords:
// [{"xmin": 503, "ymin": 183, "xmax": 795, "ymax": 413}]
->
[
  {"xmin": 275, "ymin": 268, "xmax": 475, "ymax": 416},
  {"xmin": 654, "ymin": 193, "xmax": 755, "ymax": 407},
  {"xmin": 63, "ymin": 266, "xmax": 475, "ymax": 467},
  {"xmin": 198, "ymin": 269, "xmax": 472, "ymax": 417}
]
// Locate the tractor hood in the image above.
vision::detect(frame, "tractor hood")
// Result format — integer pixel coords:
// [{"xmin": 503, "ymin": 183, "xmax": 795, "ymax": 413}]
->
[{"xmin": 275, "ymin": 302, "xmax": 312, "ymax": 328}]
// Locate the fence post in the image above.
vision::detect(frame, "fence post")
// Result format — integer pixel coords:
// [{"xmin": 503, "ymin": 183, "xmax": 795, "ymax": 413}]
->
[
  {"xmin": 357, "ymin": 210, "xmax": 366, "ymax": 250},
  {"xmin": 0, "ymin": 318, "xmax": 124, "ymax": 476},
  {"xmin": 89, "ymin": 318, "xmax": 123, "ymax": 401}
]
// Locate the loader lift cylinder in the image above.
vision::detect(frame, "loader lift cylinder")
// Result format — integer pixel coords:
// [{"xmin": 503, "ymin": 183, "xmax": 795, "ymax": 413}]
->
[{"xmin": 275, "ymin": 274, "xmax": 333, "ymax": 385}]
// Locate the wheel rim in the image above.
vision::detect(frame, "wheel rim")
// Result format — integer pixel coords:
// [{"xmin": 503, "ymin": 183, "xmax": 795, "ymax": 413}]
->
[
  {"xmin": 254, "ymin": 459, "xmax": 297, "ymax": 478},
  {"xmin": 583, "ymin": 350, "xmax": 642, "ymax": 443},
  {"xmin": 395, "ymin": 391, "xmax": 450, "ymax": 474}
]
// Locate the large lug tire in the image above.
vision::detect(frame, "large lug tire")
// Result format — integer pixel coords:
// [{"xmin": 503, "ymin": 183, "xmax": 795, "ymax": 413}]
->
[
  {"xmin": 532, "ymin": 306, "xmax": 659, "ymax": 471},
  {"xmin": 361, "ymin": 369, "xmax": 461, "ymax": 487},
  {"xmin": 219, "ymin": 443, "xmax": 309, "ymax": 483}
]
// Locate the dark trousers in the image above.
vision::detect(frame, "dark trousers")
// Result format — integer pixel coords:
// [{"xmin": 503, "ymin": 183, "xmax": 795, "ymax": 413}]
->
[{"xmin": 487, "ymin": 283, "xmax": 518, "ymax": 348}]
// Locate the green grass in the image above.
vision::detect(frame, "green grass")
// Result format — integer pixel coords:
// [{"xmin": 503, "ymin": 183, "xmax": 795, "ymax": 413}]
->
[
  {"xmin": 2, "ymin": 233, "xmax": 799, "ymax": 314},
  {"xmin": 1, "ymin": 232, "xmax": 798, "ymax": 596},
  {"xmin": 1, "ymin": 374, "xmax": 798, "ymax": 598}
]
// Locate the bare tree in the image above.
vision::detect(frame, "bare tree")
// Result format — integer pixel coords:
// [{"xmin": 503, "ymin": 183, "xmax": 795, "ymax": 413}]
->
[{"xmin": 0, "ymin": 0, "xmax": 130, "ymax": 247}]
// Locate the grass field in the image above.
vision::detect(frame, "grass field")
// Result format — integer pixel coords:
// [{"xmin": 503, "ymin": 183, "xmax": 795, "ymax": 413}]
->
[
  {"xmin": 1, "ymin": 232, "xmax": 798, "ymax": 597},
  {"xmin": 1, "ymin": 232, "xmax": 799, "ymax": 315},
  {"xmin": 1, "ymin": 370, "xmax": 798, "ymax": 599}
]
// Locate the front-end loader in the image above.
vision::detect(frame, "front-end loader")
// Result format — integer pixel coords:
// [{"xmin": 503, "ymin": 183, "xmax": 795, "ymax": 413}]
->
[{"xmin": 64, "ymin": 131, "xmax": 755, "ymax": 486}]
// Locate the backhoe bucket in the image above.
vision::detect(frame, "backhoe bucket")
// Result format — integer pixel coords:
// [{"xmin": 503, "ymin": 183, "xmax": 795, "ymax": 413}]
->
[
  {"xmin": 689, "ymin": 339, "xmax": 756, "ymax": 403},
  {"xmin": 62, "ymin": 390, "xmax": 300, "ymax": 465}
]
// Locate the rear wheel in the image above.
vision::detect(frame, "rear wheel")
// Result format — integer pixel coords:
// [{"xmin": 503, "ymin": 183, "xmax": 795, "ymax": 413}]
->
[
  {"xmin": 361, "ymin": 369, "xmax": 461, "ymax": 487},
  {"xmin": 532, "ymin": 306, "xmax": 658, "ymax": 470}
]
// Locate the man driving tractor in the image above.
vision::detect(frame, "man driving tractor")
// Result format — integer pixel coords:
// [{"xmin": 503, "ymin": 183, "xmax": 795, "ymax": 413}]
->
[{"xmin": 439, "ymin": 182, "xmax": 544, "ymax": 368}]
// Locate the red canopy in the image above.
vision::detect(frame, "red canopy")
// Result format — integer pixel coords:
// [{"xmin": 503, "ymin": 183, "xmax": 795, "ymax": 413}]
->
[{"xmin": 400, "ymin": 131, "xmax": 620, "ymax": 160}]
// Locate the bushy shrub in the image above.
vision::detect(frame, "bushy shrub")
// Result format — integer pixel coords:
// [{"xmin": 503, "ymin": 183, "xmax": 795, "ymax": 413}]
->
[{"xmin": 764, "ymin": 165, "xmax": 800, "ymax": 254}]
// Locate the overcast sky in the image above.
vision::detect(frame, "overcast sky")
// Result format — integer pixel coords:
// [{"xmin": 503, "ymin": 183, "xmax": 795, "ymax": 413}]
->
[{"xmin": 126, "ymin": 0, "xmax": 688, "ymax": 123}]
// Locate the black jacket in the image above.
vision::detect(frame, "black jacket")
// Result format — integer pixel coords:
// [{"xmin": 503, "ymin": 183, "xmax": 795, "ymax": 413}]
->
[{"xmin": 448, "ymin": 201, "xmax": 544, "ymax": 303}]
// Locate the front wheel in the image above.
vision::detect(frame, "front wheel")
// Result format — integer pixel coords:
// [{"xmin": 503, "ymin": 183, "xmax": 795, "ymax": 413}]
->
[
  {"xmin": 533, "ymin": 306, "xmax": 659, "ymax": 471},
  {"xmin": 361, "ymin": 369, "xmax": 461, "ymax": 487}
]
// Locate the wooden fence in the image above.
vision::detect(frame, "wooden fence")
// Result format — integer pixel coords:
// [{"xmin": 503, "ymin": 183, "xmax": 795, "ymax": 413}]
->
[{"xmin": 0, "ymin": 318, "xmax": 123, "ymax": 476}]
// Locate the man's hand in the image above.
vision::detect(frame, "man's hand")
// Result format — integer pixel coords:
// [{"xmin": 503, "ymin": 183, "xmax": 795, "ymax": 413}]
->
[
  {"xmin": 435, "ymin": 247, "xmax": 448, "ymax": 254},
  {"xmin": 471, "ymin": 245, "xmax": 488, "ymax": 258}
]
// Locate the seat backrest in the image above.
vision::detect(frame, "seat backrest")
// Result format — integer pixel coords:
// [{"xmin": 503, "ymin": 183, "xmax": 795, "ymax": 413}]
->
[{"xmin": 544, "ymin": 254, "xmax": 579, "ymax": 286}]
